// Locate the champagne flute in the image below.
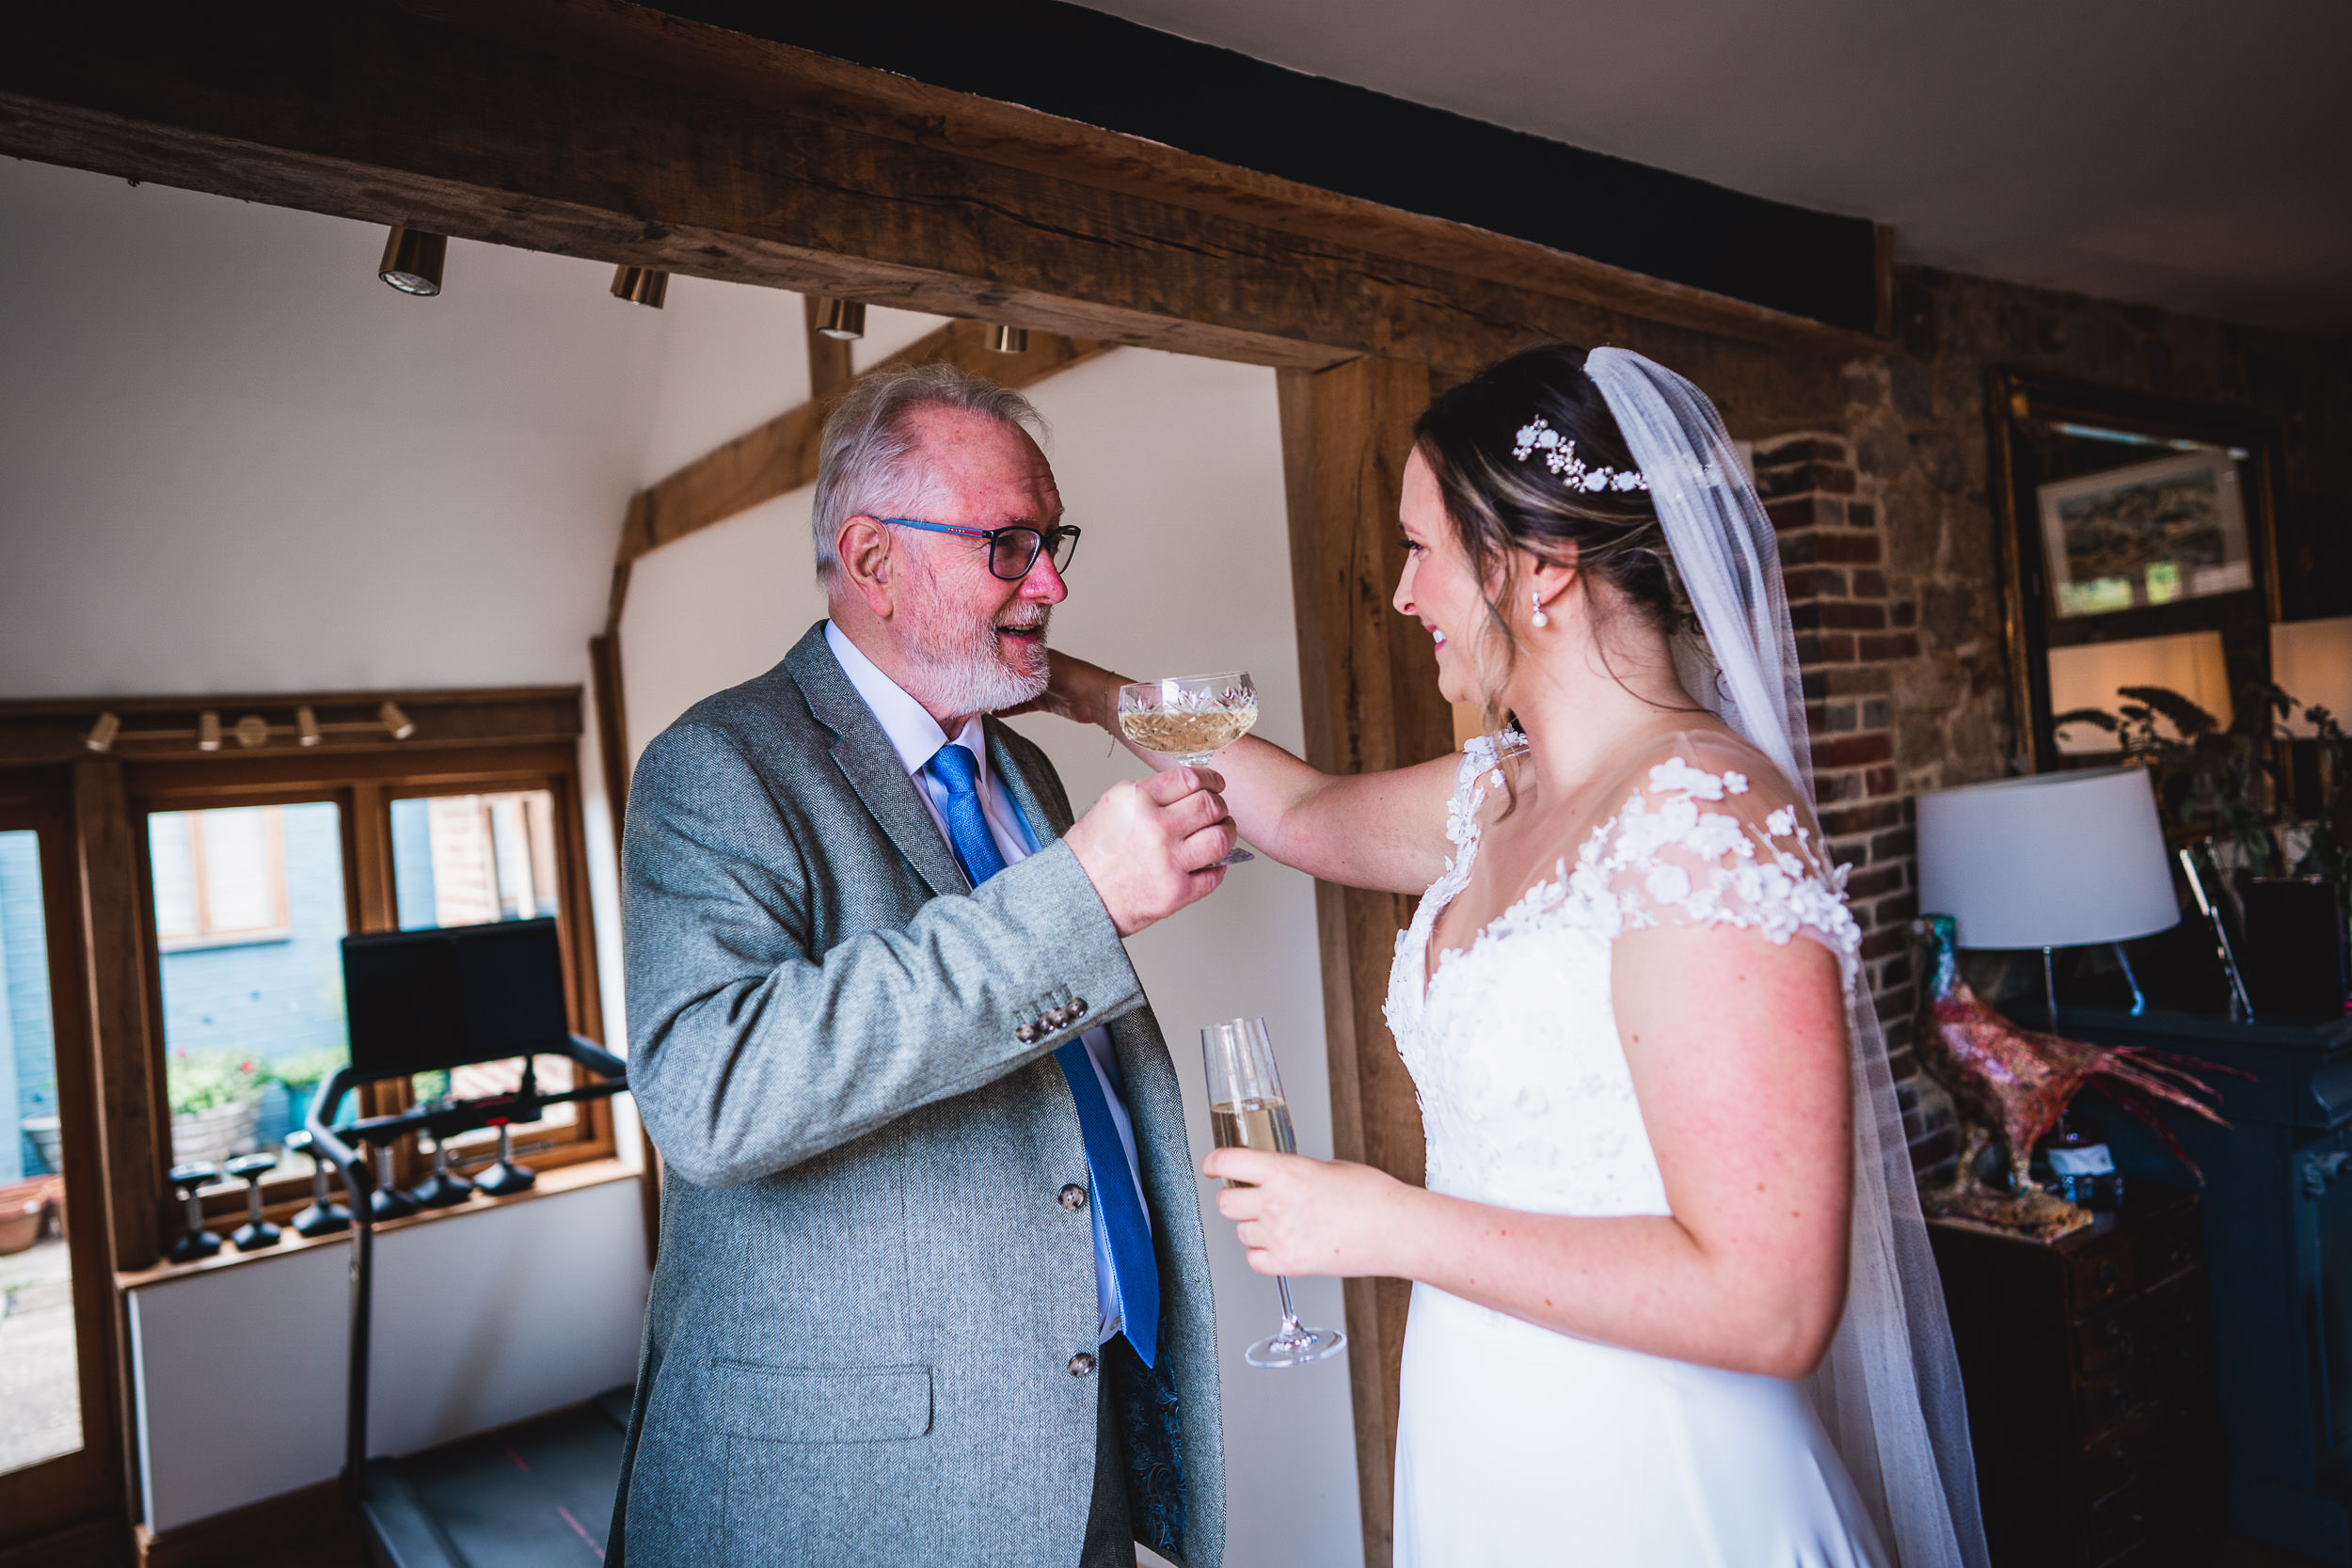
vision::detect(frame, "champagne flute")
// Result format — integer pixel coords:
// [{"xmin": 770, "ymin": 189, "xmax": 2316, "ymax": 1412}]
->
[
  {"xmin": 1200, "ymin": 1016, "xmax": 1346, "ymax": 1369},
  {"xmin": 1120, "ymin": 672, "xmax": 1258, "ymax": 866}
]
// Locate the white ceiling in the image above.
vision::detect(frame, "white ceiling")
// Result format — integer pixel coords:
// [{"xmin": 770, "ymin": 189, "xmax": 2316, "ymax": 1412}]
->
[{"xmin": 1075, "ymin": 0, "xmax": 2352, "ymax": 334}]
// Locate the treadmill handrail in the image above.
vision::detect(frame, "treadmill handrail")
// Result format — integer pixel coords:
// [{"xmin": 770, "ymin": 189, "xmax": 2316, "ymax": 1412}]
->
[{"xmin": 302, "ymin": 1037, "xmax": 629, "ymax": 1504}]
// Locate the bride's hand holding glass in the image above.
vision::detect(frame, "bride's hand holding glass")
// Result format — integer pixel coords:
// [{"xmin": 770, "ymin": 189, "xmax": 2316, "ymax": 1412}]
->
[{"xmin": 1201, "ymin": 1144, "xmax": 1416, "ymax": 1282}]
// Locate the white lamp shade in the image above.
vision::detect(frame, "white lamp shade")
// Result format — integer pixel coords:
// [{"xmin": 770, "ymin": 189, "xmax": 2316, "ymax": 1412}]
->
[
  {"xmin": 1916, "ymin": 767, "xmax": 2179, "ymax": 949},
  {"xmin": 2048, "ymin": 629, "xmax": 2233, "ymax": 753},
  {"xmin": 2271, "ymin": 616, "xmax": 2352, "ymax": 738}
]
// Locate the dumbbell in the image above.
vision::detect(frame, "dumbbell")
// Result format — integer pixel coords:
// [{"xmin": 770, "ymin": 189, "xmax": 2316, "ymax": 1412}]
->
[
  {"xmin": 471, "ymin": 1120, "xmax": 537, "ymax": 1197},
  {"xmin": 224, "ymin": 1151, "xmax": 282, "ymax": 1250},
  {"xmin": 406, "ymin": 1124, "xmax": 475, "ymax": 1210},
  {"xmin": 283, "ymin": 1130, "xmax": 351, "ymax": 1237},
  {"xmin": 167, "ymin": 1163, "xmax": 223, "ymax": 1263},
  {"xmin": 370, "ymin": 1143, "xmax": 420, "ymax": 1221}
]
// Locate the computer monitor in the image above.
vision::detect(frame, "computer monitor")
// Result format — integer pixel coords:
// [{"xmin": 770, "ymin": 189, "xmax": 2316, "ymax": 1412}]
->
[{"xmin": 341, "ymin": 918, "xmax": 570, "ymax": 1080}]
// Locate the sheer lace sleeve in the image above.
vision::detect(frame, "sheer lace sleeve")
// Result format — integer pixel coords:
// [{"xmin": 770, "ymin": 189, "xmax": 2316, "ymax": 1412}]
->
[{"xmin": 1570, "ymin": 736, "xmax": 1861, "ymax": 983}]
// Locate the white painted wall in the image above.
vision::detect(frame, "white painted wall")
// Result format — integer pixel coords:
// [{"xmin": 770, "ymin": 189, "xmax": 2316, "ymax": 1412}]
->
[
  {"xmin": 130, "ymin": 1178, "xmax": 650, "ymax": 1532},
  {"xmin": 4, "ymin": 157, "xmax": 1368, "ymax": 1560},
  {"xmin": 620, "ymin": 340, "xmax": 1365, "ymax": 1567}
]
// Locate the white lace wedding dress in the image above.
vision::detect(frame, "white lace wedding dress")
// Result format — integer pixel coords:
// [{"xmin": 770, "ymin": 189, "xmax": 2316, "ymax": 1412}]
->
[{"xmin": 1387, "ymin": 732, "xmax": 1892, "ymax": 1567}]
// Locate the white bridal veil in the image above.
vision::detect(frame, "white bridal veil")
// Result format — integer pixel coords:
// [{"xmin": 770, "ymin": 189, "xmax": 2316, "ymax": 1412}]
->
[{"xmin": 1584, "ymin": 347, "xmax": 1991, "ymax": 1568}]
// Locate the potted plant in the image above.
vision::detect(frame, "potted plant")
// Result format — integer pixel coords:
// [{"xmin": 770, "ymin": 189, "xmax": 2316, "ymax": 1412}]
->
[
  {"xmin": 2058, "ymin": 683, "xmax": 2350, "ymax": 1014},
  {"xmin": 168, "ymin": 1048, "xmax": 264, "ymax": 1167}
]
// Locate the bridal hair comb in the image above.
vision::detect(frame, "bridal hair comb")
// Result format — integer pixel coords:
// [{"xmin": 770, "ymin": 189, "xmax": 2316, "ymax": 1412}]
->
[{"xmin": 1510, "ymin": 417, "xmax": 1649, "ymax": 493}]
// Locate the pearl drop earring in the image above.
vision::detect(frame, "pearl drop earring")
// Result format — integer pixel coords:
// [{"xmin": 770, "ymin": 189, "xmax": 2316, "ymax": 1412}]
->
[{"xmin": 1531, "ymin": 588, "xmax": 1549, "ymax": 629}]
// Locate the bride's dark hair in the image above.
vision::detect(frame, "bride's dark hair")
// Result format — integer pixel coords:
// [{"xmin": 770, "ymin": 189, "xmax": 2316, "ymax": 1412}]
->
[{"xmin": 1414, "ymin": 344, "xmax": 1692, "ymax": 741}]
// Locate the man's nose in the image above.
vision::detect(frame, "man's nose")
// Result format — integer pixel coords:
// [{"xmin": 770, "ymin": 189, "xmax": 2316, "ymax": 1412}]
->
[{"xmin": 1021, "ymin": 553, "xmax": 1069, "ymax": 605}]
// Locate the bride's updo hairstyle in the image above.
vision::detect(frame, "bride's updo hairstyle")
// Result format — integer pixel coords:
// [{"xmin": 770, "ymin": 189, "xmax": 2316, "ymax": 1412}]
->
[{"xmin": 1413, "ymin": 344, "xmax": 1692, "ymax": 738}]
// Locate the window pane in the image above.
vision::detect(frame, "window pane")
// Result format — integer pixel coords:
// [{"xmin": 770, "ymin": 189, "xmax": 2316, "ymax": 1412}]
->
[
  {"xmin": 1, "ymin": 830, "xmax": 81, "ymax": 1476},
  {"xmin": 389, "ymin": 792, "xmax": 575, "ymax": 1137},
  {"xmin": 390, "ymin": 791, "xmax": 562, "ymax": 931},
  {"xmin": 151, "ymin": 803, "xmax": 349, "ymax": 1164}
]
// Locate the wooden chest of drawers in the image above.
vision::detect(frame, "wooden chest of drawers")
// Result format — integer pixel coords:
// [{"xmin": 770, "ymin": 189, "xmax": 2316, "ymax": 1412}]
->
[{"xmin": 1929, "ymin": 1187, "xmax": 2224, "ymax": 1567}]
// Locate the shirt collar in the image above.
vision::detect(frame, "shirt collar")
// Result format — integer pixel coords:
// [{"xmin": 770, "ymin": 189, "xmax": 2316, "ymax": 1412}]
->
[{"xmin": 824, "ymin": 620, "xmax": 990, "ymax": 787}]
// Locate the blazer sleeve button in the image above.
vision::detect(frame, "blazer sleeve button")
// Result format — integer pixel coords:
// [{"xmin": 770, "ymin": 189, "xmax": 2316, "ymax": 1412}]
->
[
  {"xmin": 1045, "ymin": 1006, "xmax": 1069, "ymax": 1029},
  {"xmin": 1070, "ymin": 997, "xmax": 1088, "ymax": 1018},
  {"xmin": 1068, "ymin": 1352, "xmax": 1097, "ymax": 1377},
  {"xmin": 1058, "ymin": 1183, "xmax": 1088, "ymax": 1211},
  {"xmin": 1016, "ymin": 1024, "xmax": 1040, "ymax": 1044}
]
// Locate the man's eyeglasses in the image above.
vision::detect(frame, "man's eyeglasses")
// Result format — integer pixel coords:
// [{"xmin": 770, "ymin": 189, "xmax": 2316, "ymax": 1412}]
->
[{"xmin": 881, "ymin": 518, "xmax": 1080, "ymax": 582}]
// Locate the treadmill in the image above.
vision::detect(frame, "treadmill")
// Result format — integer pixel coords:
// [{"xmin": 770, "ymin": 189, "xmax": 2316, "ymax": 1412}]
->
[{"xmin": 308, "ymin": 917, "xmax": 635, "ymax": 1568}]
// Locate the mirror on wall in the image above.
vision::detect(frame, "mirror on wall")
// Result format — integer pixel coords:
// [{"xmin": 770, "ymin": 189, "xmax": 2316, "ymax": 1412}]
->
[{"xmin": 1987, "ymin": 372, "xmax": 2283, "ymax": 772}]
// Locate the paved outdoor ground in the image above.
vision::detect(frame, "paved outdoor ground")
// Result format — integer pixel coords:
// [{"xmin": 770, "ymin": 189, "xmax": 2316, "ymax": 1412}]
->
[{"xmin": 0, "ymin": 1233, "xmax": 81, "ymax": 1476}]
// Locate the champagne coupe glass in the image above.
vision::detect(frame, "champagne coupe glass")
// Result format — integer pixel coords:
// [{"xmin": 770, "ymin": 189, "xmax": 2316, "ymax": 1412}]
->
[
  {"xmin": 1120, "ymin": 671, "xmax": 1258, "ymax": 866},
  {"xmin": 1200, "ymin": 1016, "xmax": 1346, "ymax": 1369}
]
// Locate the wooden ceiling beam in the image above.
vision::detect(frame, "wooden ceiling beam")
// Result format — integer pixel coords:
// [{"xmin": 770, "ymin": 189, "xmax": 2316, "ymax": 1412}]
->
[
  {"xmin": 0, "ymin": 4, "xmax": 1883, "ymax": 384},
  {"xmin": 616, "ymin": 318, "xmax": 1105, "ymax": 568}
]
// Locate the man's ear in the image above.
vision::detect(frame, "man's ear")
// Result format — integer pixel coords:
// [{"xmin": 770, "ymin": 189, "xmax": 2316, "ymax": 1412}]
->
[{"xmin": 836, "ymin": 515, "xmax": 896, "ymax": 619}]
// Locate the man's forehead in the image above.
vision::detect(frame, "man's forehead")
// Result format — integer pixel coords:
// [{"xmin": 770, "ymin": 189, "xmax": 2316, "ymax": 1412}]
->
[{"xmin": 906, "ymin": 405, "xmax": 1057, "ymax": 514}]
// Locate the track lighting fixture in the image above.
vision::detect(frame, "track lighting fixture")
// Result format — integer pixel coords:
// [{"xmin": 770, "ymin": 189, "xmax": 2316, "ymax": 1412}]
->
[
  {"xmin": 611, "ymin": 265, "xmax": 669, "ymax": 308},
  {"xmin": 197, "ymin": 711, "xmax": 222, "ymax": 752},
  {"xmin": 989, "ymin": 325, "xmax": 1029, "ymax": 355},
  {"xmin": 814, "ymin": 298, "xmax": 866, "ymax": 341},
  {"xmin": 84, "ymin": 712, "xmax": 120, "ymax": 753},
  {"xmin": 296, "ymin": 706, "xmax": 322, "ymax": 747},
  {"xmin": 378, "ymin": 702, "xmax": 417, "ymax": 741},
  {"xmin": 378, "ymin": 227, "xmax": 447, "ymax": 296}
]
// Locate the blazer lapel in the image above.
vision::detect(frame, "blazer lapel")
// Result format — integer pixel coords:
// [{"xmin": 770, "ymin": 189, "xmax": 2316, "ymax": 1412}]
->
[
  {"xmin": 783, "ymin": 624, "xmax": 969, "ymax": 899},
  {"xmin": 987, "ymin": 722, "xmax": 1073, "ymax": 844}
]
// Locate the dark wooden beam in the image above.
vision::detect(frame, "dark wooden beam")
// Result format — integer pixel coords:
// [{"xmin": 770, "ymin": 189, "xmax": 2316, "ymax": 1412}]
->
[
  {"xmin": 0, "ymin": 3, "xmax": 1883, "ymax": 389},
  {"xmin": 1278, "ymin": 356, "xmax": 1455, "ymax": 1568},
  {"xmin": 72, "ymin": 761, "xmax": 164, "ymax": 1275},
  {"xmin": 614, "ymin": 318, "xmax": 1106, "ymax": 566},
  {"xmin": 0, "ymin": 688, "xmax": 582, "ymax": 768}
]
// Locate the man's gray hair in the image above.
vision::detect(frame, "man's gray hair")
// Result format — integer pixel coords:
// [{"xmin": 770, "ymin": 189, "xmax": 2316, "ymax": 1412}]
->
[{"xmin": 810, "ymin": 361, "xmax": 1048, "ymax": 587}]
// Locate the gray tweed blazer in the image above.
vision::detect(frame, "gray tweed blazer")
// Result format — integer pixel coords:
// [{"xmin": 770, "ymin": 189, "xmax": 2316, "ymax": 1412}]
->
[{"xmin": 611, "ymin": 622, "xmax": 1224, "ymax": 1568}]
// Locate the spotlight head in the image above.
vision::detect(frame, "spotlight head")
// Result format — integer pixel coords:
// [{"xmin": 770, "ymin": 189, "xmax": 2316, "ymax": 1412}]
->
[
  {"xmin": 989, "ymin": 324, "xmax": 1029, "ymax": 355},
  {"xmin": 84, "ymin": 712, "xmax": 120, "ymax": 753},
  {"xmin": 814, "ymin": 297, "xmax": 866, "ymax": 341},
  {"xmin": 612, "ymin": 265, "xmax": 669, "ymax": 308},
  {"xmin": 379, "ymin": 227, "xmax": 447, "ymax": 296},
  {"xmin": 378, "ymin": 702, "xmax": 417, "ymax": 741},
  {"xmin": 197, "ymin": 711, "xmax": 222, "ymax": 752}
]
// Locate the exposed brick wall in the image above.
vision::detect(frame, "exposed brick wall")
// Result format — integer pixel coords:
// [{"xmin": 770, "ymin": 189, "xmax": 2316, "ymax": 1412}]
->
[{"xmin": 1753, "ymin": 433, "xmax": 1958, "ymax": 1179}]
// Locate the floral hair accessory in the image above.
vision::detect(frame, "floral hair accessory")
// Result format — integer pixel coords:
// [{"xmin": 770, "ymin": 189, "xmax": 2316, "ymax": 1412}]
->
[{"xmin": 1510, "ymin": 417, "xmax": 1649, "ymax": 493}]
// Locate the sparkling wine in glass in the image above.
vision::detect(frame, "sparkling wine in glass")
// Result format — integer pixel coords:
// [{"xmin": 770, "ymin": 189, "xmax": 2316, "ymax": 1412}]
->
[
  {"xmin": 1201, "ymin": 1016, "xmax": 1345, "ymax": 1370},
  {"xmin": 1120, "ymin": 672, "xmax": 1258, "ymax": 866}
]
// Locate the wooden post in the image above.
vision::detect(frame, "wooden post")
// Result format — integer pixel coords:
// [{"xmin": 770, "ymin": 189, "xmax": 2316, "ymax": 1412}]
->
[
  {"xmin": 1277, "ymin": 355, "xmax": 1454, "ymax": 1568},
  {"xmin": 72, "ymin": 760, "xmax": 163, "ymax": 1274}
]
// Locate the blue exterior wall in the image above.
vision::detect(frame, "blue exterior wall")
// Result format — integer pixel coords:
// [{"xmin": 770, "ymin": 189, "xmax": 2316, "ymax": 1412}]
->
[
  {"xmin": 2, "ymin": 830, "xmax": 56, "ymax": 1180},
  {"xmin": 155, "ymin": 802, "xmax": 349, "ymax": 1075}
]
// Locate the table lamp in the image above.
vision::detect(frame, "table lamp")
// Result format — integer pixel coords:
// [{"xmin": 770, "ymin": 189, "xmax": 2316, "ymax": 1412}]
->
[{"xmin": 1916, "ymin": 766, "xmax": 2181, "ymax": 1022}]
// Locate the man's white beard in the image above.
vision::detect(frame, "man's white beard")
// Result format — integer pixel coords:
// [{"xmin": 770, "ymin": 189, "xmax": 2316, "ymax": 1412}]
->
[{"xmin": 897, "ymin": 556, "xmax": 1051, "ymax": 719}]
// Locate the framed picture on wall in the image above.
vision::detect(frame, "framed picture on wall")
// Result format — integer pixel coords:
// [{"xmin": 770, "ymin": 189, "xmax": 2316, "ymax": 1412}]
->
[
  {"xmin": 1987, "ymin": 371, "xmax": 2281, "ymax": 772},
  {"xmin": 2035, "ymin": 447, "xmax": 2253, "ymax": 620}
]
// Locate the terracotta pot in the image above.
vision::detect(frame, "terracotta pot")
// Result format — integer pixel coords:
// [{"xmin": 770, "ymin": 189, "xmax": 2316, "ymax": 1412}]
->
[
  {"xmin": 0, "ymin": 1196, "xmax": 41, "ymax": 1257},
  {"xmin": 170, "ymin": 1101, "xmax": 262, "ymax": 1168}
]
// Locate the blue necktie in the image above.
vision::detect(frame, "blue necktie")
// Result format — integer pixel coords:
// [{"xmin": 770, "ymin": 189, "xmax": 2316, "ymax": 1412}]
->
[{"xmin": 925, "ymin": 742, "xmax": 1160, "ymax": 1367}]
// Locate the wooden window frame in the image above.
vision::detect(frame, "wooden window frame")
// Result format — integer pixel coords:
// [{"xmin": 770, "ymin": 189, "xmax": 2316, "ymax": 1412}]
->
[
  {"xmin": 0, "ymin": 778, "xmax": 125, "ymax": 1550},
  {"xmin": 125, "ymin": 743, "xmax": 616, "ymax": 1226}
]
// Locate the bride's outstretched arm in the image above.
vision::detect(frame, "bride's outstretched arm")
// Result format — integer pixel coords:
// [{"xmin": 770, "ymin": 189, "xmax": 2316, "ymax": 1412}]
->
[
  {"xmin": 1207, "ymin": 922, "xmax": 1855, "ymax": 1381},
  {"xmin": 1025, "ymin": 650, "xmax": 1458, "ymax": 896}
]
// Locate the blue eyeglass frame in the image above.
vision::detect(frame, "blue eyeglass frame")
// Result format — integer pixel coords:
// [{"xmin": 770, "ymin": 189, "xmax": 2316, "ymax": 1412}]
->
[{"xmin": 879, "ymin": 517, "xmax": 1080, "ymax": 580}]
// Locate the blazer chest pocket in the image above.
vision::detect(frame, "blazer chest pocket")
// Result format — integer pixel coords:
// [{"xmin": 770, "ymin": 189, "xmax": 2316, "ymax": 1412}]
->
[{"xmin": 713, "ymin": 1360, "xmax": 933, "ymax": 1443}]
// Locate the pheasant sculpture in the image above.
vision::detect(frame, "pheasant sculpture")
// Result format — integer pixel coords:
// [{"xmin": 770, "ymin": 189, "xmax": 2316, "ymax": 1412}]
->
[{"xmin": 1913, "ymin": 914, "xmax": 2243, "ymax": 1239}]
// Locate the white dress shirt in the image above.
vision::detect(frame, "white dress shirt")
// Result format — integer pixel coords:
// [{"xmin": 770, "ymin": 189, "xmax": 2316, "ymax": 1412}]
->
[{"xmin": 824, "ymin": 622, "xmax": 1150, "ymax": 1345}]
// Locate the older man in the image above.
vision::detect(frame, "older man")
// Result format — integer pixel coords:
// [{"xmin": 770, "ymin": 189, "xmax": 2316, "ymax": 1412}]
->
[{"xmin": 612, "ymin": 362, "xmax": 1229, "ymax": 1568}]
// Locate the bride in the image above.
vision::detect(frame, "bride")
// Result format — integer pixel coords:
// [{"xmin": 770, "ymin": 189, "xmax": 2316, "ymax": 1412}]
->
[{"xmin": 1041, "ymin": 346, "xmax": 1988, "ymax": 1565}]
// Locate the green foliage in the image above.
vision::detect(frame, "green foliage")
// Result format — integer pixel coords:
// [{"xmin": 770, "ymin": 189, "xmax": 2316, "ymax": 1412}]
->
[
  {"xmin": 2062, "ymin": 679, "xmax": 2349, "ymax": 907},
  {"xmin": 167, "ymin": 1048, "xmax": 264, "ymax": 1117},
  {"xmin": 263, "ymin": 1048, "xmax": 346, "ymax": 1093}
]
